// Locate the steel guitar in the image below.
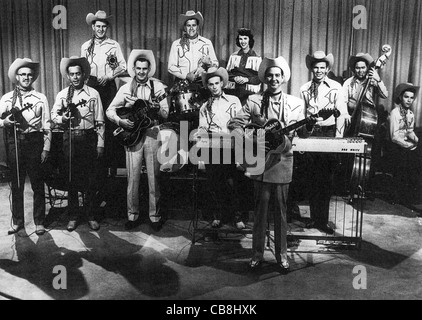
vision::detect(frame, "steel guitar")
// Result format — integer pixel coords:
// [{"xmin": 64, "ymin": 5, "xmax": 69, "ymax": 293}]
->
[
  {"xmin": 291, "ymin": 137, "xmax": 367, "ymax": 154},
  {"xmin": 292, "ymin": 137, "xmax": 369, "ymax": 195}
]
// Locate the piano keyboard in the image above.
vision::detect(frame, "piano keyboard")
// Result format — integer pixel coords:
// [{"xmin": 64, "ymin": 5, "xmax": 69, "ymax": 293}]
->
[{"xmin": 291, "ymin": 137, "xmax": 367, "ymax": 153}]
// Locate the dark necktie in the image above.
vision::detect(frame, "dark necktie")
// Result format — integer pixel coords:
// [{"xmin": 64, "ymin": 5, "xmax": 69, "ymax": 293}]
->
[{"xmin": 309, "ymin": 81, "xmax": 321, "ymax": 101}]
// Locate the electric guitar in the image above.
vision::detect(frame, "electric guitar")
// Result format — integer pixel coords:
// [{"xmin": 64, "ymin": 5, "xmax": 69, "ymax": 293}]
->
[
  {"xmin": 113, "ymin": 92, "xmax": 168, "ymax": 147},
  {"xmin": 239, "ymin": 109, "xmax": 338, "ymax": 175},
  {"xmin": 245, "ymin": 108, "xmax": 338, "ymax": 153}
]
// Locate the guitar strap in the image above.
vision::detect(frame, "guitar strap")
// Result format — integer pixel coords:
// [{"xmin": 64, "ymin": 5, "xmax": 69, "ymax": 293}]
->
[{"xmin": 150, "ymin": 79, "xmax": 156, "ymax": 101}]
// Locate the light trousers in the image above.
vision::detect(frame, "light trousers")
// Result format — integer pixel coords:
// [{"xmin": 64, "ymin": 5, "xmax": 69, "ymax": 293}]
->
[
  {"xmin": 252, "ymin": 181, "xmax": 289, "ymax": 262},
  {"xmin": 126, "ymin": 128, "xmax": 161, "ymax": 223}
]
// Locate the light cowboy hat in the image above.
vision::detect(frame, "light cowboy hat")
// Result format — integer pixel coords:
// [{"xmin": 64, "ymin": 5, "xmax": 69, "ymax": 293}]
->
[
  {"xmin": 393, "ymin": 83, "xmax": 420, "ymax": 104},
  {"xmin": 348, "ymin": 53, "xmax": 374, "ymax": 70},
  {"xmin": 127, "ymin": 49, "xmax": 156, "ymax": 78},
  {"xmin": 86, "ymin": 10, "xmax": 112, "ymax": 25},
  {"xmin": 202, "ymin": 67, "xmax": 229, "ymax": 88},
  {"xmin": 60, "ymin": 56, "xmax": 91, "ymax": 81},
  {"xmin": 258, "ymin": 56, "xmax": 291, "ymax": 83},
  {"xmin": 179, "ymin": 10, "xmax": 204, "ymax": 28},
  {"xmin": 8, "ymin": 58, "xmax": 40, "ymax": 83},
  {"xmin": 305, "ymin": 51, "xmax": 334, "ymax": 70}
]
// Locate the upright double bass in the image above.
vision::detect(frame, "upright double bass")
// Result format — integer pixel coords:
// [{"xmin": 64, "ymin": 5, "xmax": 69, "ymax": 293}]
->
[{"xmin": 348, "ymin": 44, "xmax": 392, "ymax": 197}]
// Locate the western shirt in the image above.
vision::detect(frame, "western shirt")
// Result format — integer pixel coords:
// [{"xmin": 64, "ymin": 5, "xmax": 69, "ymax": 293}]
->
[
  {"xmin": 342, "ymin": 76, "xmax": 388, "ymax": 115},
  {"xmin": 106, "ymin": 79, "xmax": 169, "ymax": 127},
  {"xmin": 199, "ymin": 93, "xmax": 242, "ymax": 134},
  {"xmin": 226, "ymin": 49, "xmax": 262, "ymax": 93},
  {"xmin": 300, "ymin": 77, "xmax": 348, "ymax": 138},
  {"xmin": 51, "ymin": 85, "xmax": 105, "ymax": 148},
  {"xmin": 168, "ymin": 35, "xmax": 218, "ymax": 80},
  {"xmin": 389, "ymin": 106, "xmax": 418, "ymax": 149},
  {"xmin": 228, "ymin": 92, "xmax": 305, "ymax": 183},
  {"xmin": 0, "ymin": 89, "xmax": 51, "ymax": 151},
  {"xmin": 81, "ymin": 38, "xmax": 127, "ymax": 79}
]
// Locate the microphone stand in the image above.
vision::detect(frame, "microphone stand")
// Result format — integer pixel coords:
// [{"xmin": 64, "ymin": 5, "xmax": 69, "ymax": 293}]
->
[
  {"xmin": 13, "ymin": 120, "xmax": 21, "ymax": 189},
  {"xmin": 68, "ymin": 110, "xmax": 73, "ymax": 187}
]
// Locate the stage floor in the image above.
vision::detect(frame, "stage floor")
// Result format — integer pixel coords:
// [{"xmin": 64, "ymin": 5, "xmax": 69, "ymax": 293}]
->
[{"xmin": 0, "ymin": 179, "xmax": 422, "ymax": 300}]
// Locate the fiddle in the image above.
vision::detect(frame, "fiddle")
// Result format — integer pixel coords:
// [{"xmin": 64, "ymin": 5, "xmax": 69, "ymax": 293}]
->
[
  {"xmin": 58, "ymin": 99, "xmax": 87, "ymax": 118},
  {"xmin": 1, "ymin": 103, "xmax": 33, "ymax": 131},
  {"xmin": 58, "ymin": 99, "xmax": 87, "ymax": 128}
]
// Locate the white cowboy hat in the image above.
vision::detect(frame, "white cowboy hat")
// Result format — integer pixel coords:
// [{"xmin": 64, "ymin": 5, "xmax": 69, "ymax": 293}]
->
[
  {"xmin": 8, "ymin": 58, "xmax": 40, "ymax": 83},
  {"xmin": 348, "ymin": 53, "xmax": 374, "ymax": 70},
  {"xmin": 179, "ymin": 10, "xmax": 204, "ymax": 29},
  {"xmin": 393, "ymin": 83, "xmax": 420, "ymax": 104},
  {"xmin": 258, "ymin": 56, "xmax": 291, "ymax": 83},
  {"xmin": 60, "ymin": 56, "xmax": 91, "ymax": 81},
  {"xmin": 127, "ymin": 49, "xmax": 156, "ymax": 78},
  {"xmin": 305, "ymin": 51, "xmax": 334, "ymax": 70},
  {"xmin": 86, "ymin": 10, "xmax": 112, "ymax": 25},
  {"xmin": 201, "ymin": 67, "xmax": 229, "ymax": 88}
]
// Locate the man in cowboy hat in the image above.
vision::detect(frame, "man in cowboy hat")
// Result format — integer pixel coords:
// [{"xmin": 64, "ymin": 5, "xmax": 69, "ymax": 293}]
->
[
  {"xmin": 225, "ymin": 28, "xmax": 262, "ymax": 105},
  {"xmin": 228, "ymin": 56, "xmax": 306, "ymax": 273},
  {"xmin": 107, "ymin": 50, "xmax": 169, "ymax": 231},
  {"xmin": 168, "ymin": 10, "xmax": 218, "ymax": 86},
  {"xmin": 51, "ymin": 56, "xmax": 105, "ymax": 232},
  {"xmin": 299, "ymin": 51, "xmax": 348, "ymax": 235},
  {"xmin": 343, "ymin": 53, "xmax": 388, "ymax": 117},
  {"xmin": 0, "ymin": 58, "xmax": 52, "ymax": 235},
  {"xmin": 389, "ymin": 83, "xmax": 420, "ymax": 204},
  {"xmin": 81, "ymin": 10, "xmax": 127, "ymax": 178},
  {"xmin": 342, "ymin": 52, "xmax": 389, "ymax": 200},
  {"xmin": 195, "ymin": 67, "xmax": 243, "ymax": 229}
]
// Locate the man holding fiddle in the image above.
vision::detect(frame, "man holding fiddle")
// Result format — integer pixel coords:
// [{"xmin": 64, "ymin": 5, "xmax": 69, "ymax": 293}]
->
[
  {"xmin": 0, "ymin": 58, "xmax": 52, "ymax": 236},
  {"xmin": 51, "ymin": 56, "xmax": 105, "ymax": 232}
]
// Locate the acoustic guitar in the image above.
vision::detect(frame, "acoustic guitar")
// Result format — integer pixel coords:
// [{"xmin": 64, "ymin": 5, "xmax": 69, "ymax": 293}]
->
[{"xmin": 113, "ymin": 93, "xmax": 168, "ymax": 147}]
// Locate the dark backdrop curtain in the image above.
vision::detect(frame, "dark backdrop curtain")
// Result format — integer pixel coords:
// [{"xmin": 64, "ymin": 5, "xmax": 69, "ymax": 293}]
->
[{"xmin": 1, "ymin": 0, "xmax": 422, "ymax": 162}]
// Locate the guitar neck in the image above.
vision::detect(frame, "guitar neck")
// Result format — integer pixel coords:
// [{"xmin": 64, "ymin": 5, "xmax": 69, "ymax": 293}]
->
[{"xmin": 280, "ymin": 117, "xmax": 310, "ymax": 135}]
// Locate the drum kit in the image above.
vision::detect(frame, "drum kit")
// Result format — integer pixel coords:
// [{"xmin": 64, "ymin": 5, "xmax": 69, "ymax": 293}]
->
[{"xmin": 159, "ymin": 79, "xmax": 210, "ymax": 173}]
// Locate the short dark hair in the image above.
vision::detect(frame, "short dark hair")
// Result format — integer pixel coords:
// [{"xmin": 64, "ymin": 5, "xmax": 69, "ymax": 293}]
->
[
  {"xmin": 92, "ymin": 19, "xmax": 109, "ymax": 26},
  {"xmin": 312, "ymin": 60, "xmax": 329, "ymax": 68},
  {"xmin": 354, "ymin": 59, "xmax": 370, "ymax": 68},
  {"xmin": 236, "ymin": 28, "xmax": 255, "ymax": 49},
  {"xmin": 67, "ymin": 63, "xmax": 83, "ymax": 73},
  {"xmin": 184, "ymin": 18, "xmax": 199, "ymax": 27}
]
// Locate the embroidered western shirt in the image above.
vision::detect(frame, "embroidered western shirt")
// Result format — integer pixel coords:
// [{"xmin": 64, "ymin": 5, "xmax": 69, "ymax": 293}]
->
[
  {"xmin": 199, "ymin": 93, "xmax": 242, "ymax": 134},
  {"xmin": 226, "ymin": 50, "xmax": 262, "ymax": 93},
  {"xmin": 0, "ymin": 89, "xmax": 52, "ymax": 151},
  {"xmin": 106, "ymin": 79, "xmax": 169, "ymax": 127},
  {"xmin": 168, "ymin": 35, "xmax": 218, "ymax": 80},
  {"xmin": 389, "ymin": 106, "xmax": 418, "ymax": 149},
  {"xmin": 300, "ymin": 77, "xmax": 348, "ymax": 137},
  {"xmin": 342, "ymin": 76, "xmax": 388, "ymax": 115},
  {"xmin": 51, "ymin": 85, "xmax": 105, "ymax": 148},
  {"xmin": 81, "ymin": 38, "xmax": 127, "ymax": 79}
]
